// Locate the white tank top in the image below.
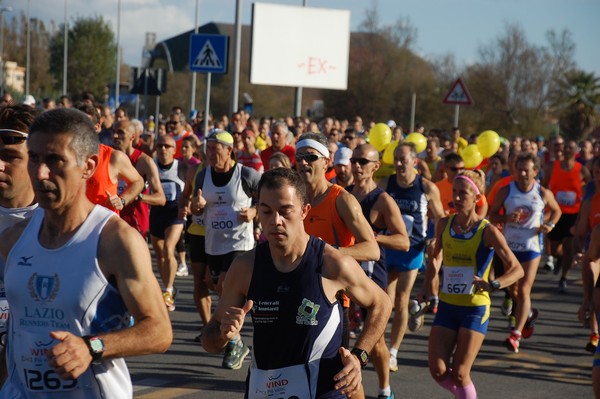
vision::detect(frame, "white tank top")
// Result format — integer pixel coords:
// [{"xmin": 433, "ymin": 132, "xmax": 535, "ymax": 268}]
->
[
  {"xmin": 157, "ymin": 159, "xmax": 184, "ymax": 202},
  {"xmin": 204, "ymin": 164, "xmax": 254, "ymax": 255},
  {"xmin": 503, "ymin": 181, "xmax": 544, "ymax": 253},
  {"xmin": 2, "ymin": 205, "xmax": 133, "ymax": 398}
]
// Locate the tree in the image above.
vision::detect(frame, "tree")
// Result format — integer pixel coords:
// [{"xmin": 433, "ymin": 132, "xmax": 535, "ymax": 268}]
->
[
  {"xmin": 49, "ymin": 16, "xmax": 116, "ymax": 100},
  {"xmin": 556, "ymin": 69, "xmax": 600, "ymax": 140}
]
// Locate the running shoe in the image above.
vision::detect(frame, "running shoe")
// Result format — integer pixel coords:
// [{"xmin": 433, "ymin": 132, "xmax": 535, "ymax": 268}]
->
[
  {"xmin": 223, "ymin": 339, "xmax": 250, "ymax": 370},
  {"xmin": 163, "ymin": 291, "xmax": 175, "ymax": 312},
  {"xmin": 408, "ymin": 300, "xmax": 428, "ymax": 332},
  {"xmin": 543, "ymin": 255, "xmax": 554, "ymax": 272},
  {"xmin": 521, "ymin": 308, "xmax": 539, "ymax": 339},
  {"xmin": 501, "ymin": 295, "xmax": 513, "ymax": 316},
  {"xmin": 558, "ymin": 278, "xmax": 567, "ymax": 293},
  {"xmin": 378, "ymin": 391, "xmax": 395, "ymax": 399},
  {"xmin": 507, "ymin": 315, "xmax": 516, "ymax": 331},
  {"xmin": 428, "ymin": 298, "xmax": 439, "ymax": 315},
  {"xmin": 505, "ymin": 333, "xmax": 520, "ymax": 353},
  {"xmin": 586, "ymin": 333, "xmax": 599, "ymax": 353},
  {"xmin": 176, "ymin": 264, "xmax": 189, "ymax": 277},
  {"xmin": 389, "ymin": 354, "xmax": 398, "ymax": 372}
]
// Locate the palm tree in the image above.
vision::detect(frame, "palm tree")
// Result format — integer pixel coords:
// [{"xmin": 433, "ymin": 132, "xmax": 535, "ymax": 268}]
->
[{"xmin": 557, "ymin": 69, "xmax": 600, "ymax": 140}]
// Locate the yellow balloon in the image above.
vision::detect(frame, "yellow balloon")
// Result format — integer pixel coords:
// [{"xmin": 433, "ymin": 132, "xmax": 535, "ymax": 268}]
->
[
  {"xmin": 461, "ymin": 144, "xmax": 484, "ymax": 169},
  {"xmin": 476, "ymin": 130, "xmax": 500, "ymax": 158},
  {"xmin": 368, "ymin": 123, "xmax": 392, "ymax": 152},
  {"xmin": 404, "ymin": 133, "xmax": 427, "ymax": 154},
  {"xmin": 382, "ymin": 140, "xmax": 399, "ymax": 164}
]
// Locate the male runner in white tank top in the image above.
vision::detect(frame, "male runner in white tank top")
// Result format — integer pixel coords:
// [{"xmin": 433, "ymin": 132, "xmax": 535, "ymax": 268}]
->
[{"xmin": 0, "ymin": 108, "xmax": 172, "ymax": 398}]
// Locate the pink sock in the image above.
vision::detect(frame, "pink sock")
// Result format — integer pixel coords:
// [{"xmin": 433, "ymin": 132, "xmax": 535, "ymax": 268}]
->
[
  {"xmin": 455, "ymin": 382, "xmax": 477, "ymax": 399},
  {"xmin": 436, "ymin": 374, "xmax": 457, "ymax": 395}
]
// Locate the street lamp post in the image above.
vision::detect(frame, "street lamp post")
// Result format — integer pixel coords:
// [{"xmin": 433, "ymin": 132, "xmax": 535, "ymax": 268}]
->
[{"xmin": 0, "ymin": 6, "xmax": 12, "ymax": 97}]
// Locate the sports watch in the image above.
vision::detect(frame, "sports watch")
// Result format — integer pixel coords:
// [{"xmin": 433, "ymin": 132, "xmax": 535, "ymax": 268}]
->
[
  {"xmin": 351, "ymin": 347, "xmax": 369, "ymax": 368},
  {"xmin": 490, "ymin": 280, "xmax": 501, "ymax": 291},
  {"xmin": 120, "ymin": 197, "xmax": 126, "ymax": 207},
  {"xmin": 83, "ymin": 335, "xmax": 106, "ymax": 362}
]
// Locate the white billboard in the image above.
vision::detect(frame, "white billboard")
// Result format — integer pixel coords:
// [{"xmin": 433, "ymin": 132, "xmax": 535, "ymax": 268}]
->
[{"xmin": 250, "ymin": 3, "xmax": 350, "ymax": 90}]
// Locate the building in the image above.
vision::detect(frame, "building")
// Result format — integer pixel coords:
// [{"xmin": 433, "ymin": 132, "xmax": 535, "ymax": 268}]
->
[{"xmin": 3, "ymin": 61, "xmax": 25, "ymax": 93}]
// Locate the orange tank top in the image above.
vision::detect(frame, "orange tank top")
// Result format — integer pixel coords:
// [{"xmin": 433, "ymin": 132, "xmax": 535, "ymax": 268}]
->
[
  {"xmin": 590, "ymin": 191, "xmax": 600, "ymax": 230},
  {"xmin": 304, "ymin": 184, "xmax": 355, "ymax": 248},
  {"xmin": 549, "ymin": 160, "xmax": 583, "ymax": 214},
  {"xmin": 435, "ymin": 178, "xmax": 454, "ymax": 215},
  {"xmin": 86, "ymin": 144, "xmax": 119, "ymax": 213}
]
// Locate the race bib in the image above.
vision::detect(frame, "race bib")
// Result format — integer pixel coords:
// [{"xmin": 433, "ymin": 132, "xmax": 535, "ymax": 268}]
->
[
  {"xmin": 161, "ymin": 181, "xmax": 178, "ymax": 201},
  {"xmin": 116, "ymin": 179, "xmax": 127, "ymax": 196},
  {"xmin": 210, "ymin": 206, "xmax": 237, "ymax": 231},
  {"xmin": 556, "ymin": 191, "xmax": 576, "ymax": 206},
  {"xmin": 402, "ymin": 214, "xmax": 415, "ymax": 236},
  {"xmin": 442, "ymin": 266, "xmax": 475, "ymax": 295},
  {"xmin": 14, "ymin": 330, "xmax": 80, "ymax": 392},
  {"xmin": 192, "ymin": 213, "xmax": 204, "ymax": 227},
  {"xmin": 505, "ymin": 227, "xmax": 537, "ymax": 252},
  {"xmin": 248, "ymin": 364, "xmax": 310, "ymax": 399},
  {"xmin": 0, "ymin": 281, "xmax": 8, "ymax": 334}
]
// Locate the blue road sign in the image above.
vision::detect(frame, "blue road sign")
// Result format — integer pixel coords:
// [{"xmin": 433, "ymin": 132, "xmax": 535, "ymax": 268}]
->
[{"xmin": 189, "ymin": 34, "xmax": 229, "ymax": 74}]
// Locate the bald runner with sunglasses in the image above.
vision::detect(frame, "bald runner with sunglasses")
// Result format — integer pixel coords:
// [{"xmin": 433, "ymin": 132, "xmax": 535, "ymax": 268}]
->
[
  {"xmin": 0, "ymin": 105, "xmax": 41, "ymax": 383},
  {"xmin": 295, "ymin": 132, "xmax": 380, "ymax": 399},
  {"xmin": 346, "ymin": 144, "xmax": 410, "ymax": 399}
]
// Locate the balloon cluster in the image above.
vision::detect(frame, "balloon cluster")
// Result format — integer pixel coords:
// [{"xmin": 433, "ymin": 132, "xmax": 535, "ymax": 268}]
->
[{"xmin": 368, "ymin": 123, "xmax": 501, "ymax": 173}]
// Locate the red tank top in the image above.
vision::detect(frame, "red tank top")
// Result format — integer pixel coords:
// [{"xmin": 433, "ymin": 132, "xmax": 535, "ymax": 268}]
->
[
  {"xmin": 120, "ymin": 149, "xmax": 149, "ymax": 235},
  {"xmin": 549, "ymin": 161, "xmax": 583, "ymax": 214},
  {"xmin": 304, "ymin": 185, "xmax": 355, "ymax": 247},
  {"xmin": 87, "ymin": 144, "xmax": 119, "ymax": 213}
]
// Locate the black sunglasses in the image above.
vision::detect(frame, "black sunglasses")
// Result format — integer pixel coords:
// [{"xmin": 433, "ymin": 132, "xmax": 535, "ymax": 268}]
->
[
  {"xmin": 0, "ymin": 135, "xmax": 27, "ymax": 145},
  {"xmin": 449, "ymin": 166, "xmax": 464, "ymax": 172},
  {"xmin": 344, "ymin": 135, "xmax": 357, "ymax": 140},
  {"xmin": 350, "ymin": 157, "xmax": 375, "ymax": 166},
  {"xmin": 295, "ymin": 153, "xmax": 323, "ymax": 163}
]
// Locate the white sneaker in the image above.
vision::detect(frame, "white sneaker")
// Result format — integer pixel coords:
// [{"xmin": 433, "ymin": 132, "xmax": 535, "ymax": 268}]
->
[
  {"xmin": 176, "ymin": 264, "xmax": 189, "ymax": 277},
  {"xmin": 389, "ymin": 353, "xmax": 398, "ymax": 372}
]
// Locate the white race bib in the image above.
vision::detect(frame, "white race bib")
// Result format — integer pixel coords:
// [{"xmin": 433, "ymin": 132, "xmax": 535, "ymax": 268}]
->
[
  {"xmin": 210, "ymin": 206, "xmax": 237, "ymax": 231},
  {"xmin": 14, "ymin": 330, "xmax": 80, "ymax": 393},
  {"xmin": 248, "ymin": 364, "xmax": 310, "ymax": 399},
  {"xmin": 556, "ymin": 191, "xmax": 576, "ymax": 206},
  {"xmin": 442, "ymin": 266, "xmax": 474, "ymax": 295},
  {"xmin": 402, "ymin": 214, "xmax": 415, "ymax": 236},
  {"xmin": 505, "ymin": 227, "xmax": 538, "ymax": 252},
  {"xmin": 161, "ymin": 181, "xmax": 178, "ymax": 201}
]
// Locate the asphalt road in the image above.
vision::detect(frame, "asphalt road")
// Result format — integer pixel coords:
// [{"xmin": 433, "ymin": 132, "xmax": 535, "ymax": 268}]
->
[{"xmin": 128, "ymin": 263, "xmax": 593, "ymax": 399}]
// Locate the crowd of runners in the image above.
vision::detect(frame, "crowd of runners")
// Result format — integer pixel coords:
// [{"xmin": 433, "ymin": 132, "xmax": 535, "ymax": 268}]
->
[{"xmin": 0, "ymin": 91, "xmax": 599, "ymax": 398}]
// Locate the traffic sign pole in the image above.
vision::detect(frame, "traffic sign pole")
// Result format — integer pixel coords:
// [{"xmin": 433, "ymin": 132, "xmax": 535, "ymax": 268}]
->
[
  {"xmin": 454, "ymin": 105, "xmax": 460, "ymax": 128},
  {"xmin": 203, "ymin": 72, "xmax": 211, "ymax": 138}
]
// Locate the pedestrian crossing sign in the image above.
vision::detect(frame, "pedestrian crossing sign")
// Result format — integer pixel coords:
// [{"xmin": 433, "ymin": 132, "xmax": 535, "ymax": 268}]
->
[{"xmin": 189, "ymin": 34, "xmax": 229, "ymax": 74}]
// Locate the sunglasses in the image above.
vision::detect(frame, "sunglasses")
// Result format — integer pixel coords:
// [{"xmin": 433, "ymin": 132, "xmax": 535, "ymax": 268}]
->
[
  {"xmin": 350, "ymin": 157, "xmax": 375, "ymax": 166},
  {"xmin": 295, "ymin": 153, "xmax": 324, "ymax": 163},
  {"xmin": 449, "ymin": 166, "xmax": 465, "ymax": 172},
  {"xmin": 0, "ymin": 135, "xmax": 27, "ymax": 145},
  {"xmin": 344, "ymin": 136, "xmax": 357, "ymax": 140}
]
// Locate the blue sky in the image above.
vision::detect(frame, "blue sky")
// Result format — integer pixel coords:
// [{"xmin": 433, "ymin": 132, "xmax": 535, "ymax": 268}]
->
[{"xmin": 13, "ymin": 0, "xmax": 600, "ymax": 75}]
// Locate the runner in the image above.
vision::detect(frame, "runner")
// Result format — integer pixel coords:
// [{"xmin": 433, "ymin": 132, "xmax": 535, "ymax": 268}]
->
[
  {"xmin": 348, "ymin": 144, "xmax": 410, "ymax": 399},
  {"xmin": 0, "ymin": 108, "xmax": 171, "ymax": 398},
  {"xmin": 202, "ymin": 167, "xmax": 392, "ymax": 399},
  {"xmin": 489, "ymin": 152, "xmax": 561, "ymax": 353},
  {"xmin": 423, "ymin": 170, "xmax": 523, "ymax": 399},
  {"xmin": 588, "ymin": 226, "xmax": 600, "ymax": 398}
]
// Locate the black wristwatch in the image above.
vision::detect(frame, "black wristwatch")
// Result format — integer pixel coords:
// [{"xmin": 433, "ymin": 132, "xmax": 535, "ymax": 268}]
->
[
  {"xmin": 120, "ymin": 197, "xmax": 126, "ymax": 207},
  {"xmin": 490, "ymin": 280, "xmax": 501, "ymax": 291},
  {"xmin": 351, "ymin": 347, "xmax": 369, "ymax": 368},
  {"xmin": 83, "ymin": 335, "xmax": 105, "ymax": 362}
]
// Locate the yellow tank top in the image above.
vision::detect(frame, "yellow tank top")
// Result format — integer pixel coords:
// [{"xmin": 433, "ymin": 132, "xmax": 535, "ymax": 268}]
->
[
  {"xmin": 187, "ymin": 165, "xmax": 206, "ymax": 236},
  {"xmin": 439, "ymin": 215, "xmax": 494, "ymax": 307}
]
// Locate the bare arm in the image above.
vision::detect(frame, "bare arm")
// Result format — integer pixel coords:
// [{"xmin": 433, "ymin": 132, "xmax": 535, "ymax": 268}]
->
[
  {"xmin": 422, "ymin": 218, "xmax": 448, "ymax": 300},
  {"xmin": 540, "ymin": 187, "xmax": 562, "ymax": 235},
  {"xmin": 47, "ymin": 217, "xmax": 172, "ymax": 379},
  {"xmin": 335, "ymin": 191, "xmax": 379, "ymax": 261},
  {"xmin": 488, "ymin": 185, "xmax": 509, "ymax": 224},
  {"xmin": 423, "ymin": 180, "xmax": 445, "ymax": 221},
  {"xmin": 374, "ymin": 192, "xmax": 410, "ymax": 251},
  {"xmin": 110, "ymin": 150, "xmax": 144, "ymax": 209},
  {"xmin": 137, "ymin": 154, "xmax": 166, "ymax": 206},
  {"xmin": 202, "ymin": 252, "xmax": 254, "ymax": 353}
]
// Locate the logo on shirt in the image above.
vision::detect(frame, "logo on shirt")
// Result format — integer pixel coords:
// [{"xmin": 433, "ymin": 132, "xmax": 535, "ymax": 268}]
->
[
  {"xmin": 18, "ymin": 256, "xmax": 34, "ymax": 266},
  {"xmin": 296, "ymin": 298, "xmax": 320, "ymax": 326},
  {"xmin": 28, "ymin": 273, "xmax": 60, "ymax": 304}
]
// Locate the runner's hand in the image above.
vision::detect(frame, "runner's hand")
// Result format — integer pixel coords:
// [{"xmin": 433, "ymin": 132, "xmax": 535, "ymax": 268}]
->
[
  {"xmin": 220, "ymin": 300, "xmax": 253, "ymax": 341},
  {"xmin": 239, "ymin": 207, "xmax": 256, "ymax": 223},
  {"xmin": 105, "ymin": 190, "xmax": 124, "ymax": 210},
  {"xmin": 46, "ymin": 331, "xmax": 92, "ymax": 380},
  {"xmin": 334, "ymin": 347, "xmax": 362, "ymax": 397},
  {"xmin": 191, "ymin": 188, "xmax": 207, "ymax": 215}
]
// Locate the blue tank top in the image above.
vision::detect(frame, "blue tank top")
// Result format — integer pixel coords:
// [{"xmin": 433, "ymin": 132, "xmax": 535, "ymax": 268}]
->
[
  {"xmin": 385, "ymin": 174, "xmax": 428, "ymax": 250},
  {"xmin": 247, "ymin": 236, "xmax": 344, "ymax": 398},
  {"xmin": 346, "ymin": 185, "xmax": 387, "ymax": 288}
]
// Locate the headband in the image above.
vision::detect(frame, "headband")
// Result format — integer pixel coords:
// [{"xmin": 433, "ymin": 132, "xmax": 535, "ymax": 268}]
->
[
  {"xmin": 455, "ymin": 175, "xmax": 481, "ymax": 195},
  {"xmin": 0, "ymin": 128, "xmax": 28, "ymax": 137},
  {"xmin": 296, "ymin": 139, "xmax": 329, "ymax": 157}
]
